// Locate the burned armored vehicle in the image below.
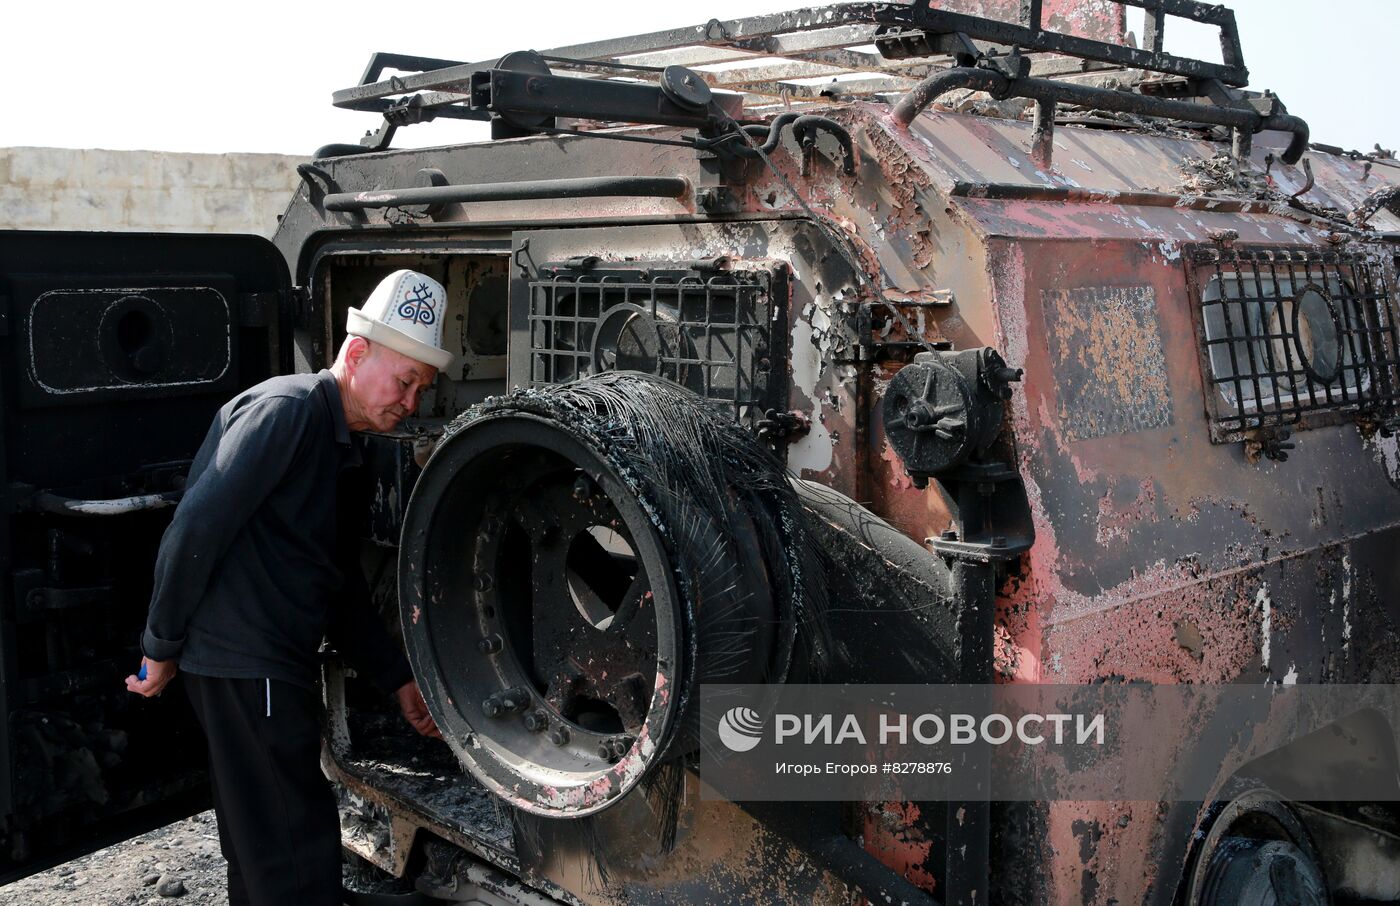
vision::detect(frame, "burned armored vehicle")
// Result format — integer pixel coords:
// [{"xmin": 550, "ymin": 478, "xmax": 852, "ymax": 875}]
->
[{"xmin": 3, "ymin": 0, "xmax": 1400, "ymax": 902}]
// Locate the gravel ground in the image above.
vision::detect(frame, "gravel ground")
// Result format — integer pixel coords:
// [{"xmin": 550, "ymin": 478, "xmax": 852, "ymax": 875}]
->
[{"xmin": 0, "ymin": 812, "xmax": 230, "ymax": 906}]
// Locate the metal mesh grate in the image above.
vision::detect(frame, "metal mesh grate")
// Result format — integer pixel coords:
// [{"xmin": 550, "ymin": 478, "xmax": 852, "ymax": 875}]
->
[
  {"xmin": 527, "ymin": 266, "xmax": 779, "ymax": 426},
  {"xmin": 1190, "ymin": 247, "xmax": 1400, "ymax": 436}
]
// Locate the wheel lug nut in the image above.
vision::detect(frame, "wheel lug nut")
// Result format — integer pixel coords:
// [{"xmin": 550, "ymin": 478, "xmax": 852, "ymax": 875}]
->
[
  {"xmin": 595, "ymin": 735, "xmax": 633, "ymax": 761},
  {"xmin": 474, "ymin": 573, "xmax": 494, "ymax": 592},
  {"xmin": 524, "ymin": 709, "xmax": 549, "ymax": 732},
  {"xmin": 477, "ymin": 635, "xmax": 502, "ymax": 654},
  {"xmin": 485, "ymin": 687, "xmax": 530, "ymax": 717},
  {"xmin": 549, "ymin": 726, "xmax": 571, "ymax": 746}
]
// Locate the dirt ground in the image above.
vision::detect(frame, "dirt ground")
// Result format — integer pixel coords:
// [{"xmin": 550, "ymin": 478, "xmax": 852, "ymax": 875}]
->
[{"xmin": 0, "ymin": 811, "xmax": 230, "ymax": 905}]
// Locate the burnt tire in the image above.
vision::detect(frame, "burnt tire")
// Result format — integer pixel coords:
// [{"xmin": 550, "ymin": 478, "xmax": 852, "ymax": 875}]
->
[
  {"xmin": 398, "ymin": 372, "xmax": 822, "ymax": 817},
  {"xmin": 1198, "ymin": 838, "xmax": 1328, "ymax": 906},
  {"xmin": 1184, "ymin": 787, "xmax": 1330, "ymax": 906}
]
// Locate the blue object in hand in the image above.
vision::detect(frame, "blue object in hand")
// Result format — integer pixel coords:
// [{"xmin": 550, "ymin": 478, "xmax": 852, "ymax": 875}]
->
[{"xmin": 138, "ymin": 663, "xmax": 148, "ymax": 682}]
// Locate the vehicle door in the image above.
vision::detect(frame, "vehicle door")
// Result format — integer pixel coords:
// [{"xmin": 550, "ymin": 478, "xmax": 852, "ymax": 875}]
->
[{"xmin": 0, "ymin": 230, "xmax": 289, "ymax": 881}]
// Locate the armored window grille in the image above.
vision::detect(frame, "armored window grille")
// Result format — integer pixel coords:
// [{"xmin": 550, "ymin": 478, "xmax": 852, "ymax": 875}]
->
[
  {"xmin": 527, "ymin": 265, "xmax": 782, "ymax": 427},
  {"xmin": 1190, "ymin": 247, "xmax": 1400, "ymax": 439}
]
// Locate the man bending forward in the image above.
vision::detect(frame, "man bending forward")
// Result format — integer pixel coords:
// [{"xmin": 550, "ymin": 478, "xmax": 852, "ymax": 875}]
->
[{"xmin": 127, "ymin": 270, "xmax": 453, "ymax": 905}]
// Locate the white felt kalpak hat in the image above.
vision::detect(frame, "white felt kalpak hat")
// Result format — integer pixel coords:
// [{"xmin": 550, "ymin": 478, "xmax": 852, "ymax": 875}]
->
[{"xmin": 346, "ymin": 270, "xmax": 453, "ymax": 371}]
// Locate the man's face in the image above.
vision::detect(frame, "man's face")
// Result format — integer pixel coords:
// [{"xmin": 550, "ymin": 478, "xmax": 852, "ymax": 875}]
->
[{"xmin": 346, "ymin": 340, "xmax": 438, "ymax": 432}]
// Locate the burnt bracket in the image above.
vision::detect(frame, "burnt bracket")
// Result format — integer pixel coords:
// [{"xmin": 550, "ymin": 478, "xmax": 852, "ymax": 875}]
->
[
  {"xmin": 1289, "ymin": 157, "xmax": 1316, "ymax": 201},
  {"xmin": 295, "ymin": 163, "xmax": 340, "ymax": 207},
  {"xmin": 469, "ymin": 50, "xmax": 742, "ymax": 137},
  {"xmin": 882, "ymin": 348, "xmax": 1032, "ymax": 562},
  {"xmin": 313, "ymin": 115, "xmax": 399, "ymax": 161},
  {"xmin": 511, "ymin": 239, "xmax": 535, "ymax": 279},
  {"xmin": 1352, "ymin": 186, "xmax": 1400, "ymax": 226},
  {"xmin": 925, "ymin": 462, "xmax": 1034, "ymax": 563},
  {"xmin": 386, "ymin": 168, "xmax": 450, "ymax": 223},
  {"xmin": 315, "ymin": 52, "xmax": 489, "ymax": 158},
  {"xmin": 1030, "ymin": 97, "xmax": 1055, "ymax": 170},
  {"xmin": 1244, "ymin": 426, "xmax": 1296, "ymax": 464}
]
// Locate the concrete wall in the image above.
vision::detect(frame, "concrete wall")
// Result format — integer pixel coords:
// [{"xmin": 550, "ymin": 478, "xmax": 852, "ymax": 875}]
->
[{"xmin": 0, "ymin": 147, "xmax": 306, "ymax": 237}]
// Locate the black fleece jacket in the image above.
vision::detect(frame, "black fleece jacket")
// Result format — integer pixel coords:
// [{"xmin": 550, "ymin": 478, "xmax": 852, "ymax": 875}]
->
[{"xmin": 140, "ymin": 370, "xmax": 412, "ymax": 695}]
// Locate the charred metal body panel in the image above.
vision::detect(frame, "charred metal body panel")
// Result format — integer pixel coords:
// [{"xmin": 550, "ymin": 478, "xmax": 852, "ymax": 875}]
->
[
  {"xmin": 265, "ymin": 35, "xmax": 1400, "ymax": 901},
  {"xmin": 0, "ymin": 232, "xmax": 288, "ymax": 881}
]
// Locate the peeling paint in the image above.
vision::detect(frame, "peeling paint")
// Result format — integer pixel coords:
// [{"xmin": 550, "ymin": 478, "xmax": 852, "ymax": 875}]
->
[
  {"xmin": 1254, "ymin": 584, "xmax": 1272, "ymax": 672},
  {"xmin": 1368, "ymin": 431, "xmax": 1400, "ymax": 484},
  {"xmin": 788, "ymin": 398, "xmax": 835, "ymax": 473},
  {"xmin": 790, "ymin": 304, "xmax": 823, "ymax": 400}
]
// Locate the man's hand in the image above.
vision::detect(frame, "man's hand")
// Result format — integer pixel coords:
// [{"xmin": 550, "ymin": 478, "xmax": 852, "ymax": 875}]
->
[
  {"xmin": 125, "ymin": 657, "xmax": 177, "ymax": 697},
  {"xmin": 395, "ymin": 681, "xmax": 442, "ymax": 739}
]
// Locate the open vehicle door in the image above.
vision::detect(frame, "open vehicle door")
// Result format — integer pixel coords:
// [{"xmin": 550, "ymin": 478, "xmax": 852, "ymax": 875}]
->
[{"xmin": 0, "ymin": 230, "xmax": 289, "ymax": 881}]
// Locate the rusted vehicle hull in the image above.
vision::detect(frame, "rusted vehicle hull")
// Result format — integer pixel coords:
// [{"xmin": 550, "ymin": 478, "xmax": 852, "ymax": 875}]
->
[
  {"xmin": 4, "ymin": 2, "xmax": 1399, "ymax": 902},
  {"xmin": 255, "ymin": 90, "xmax": 1400, "ymax": 900}
]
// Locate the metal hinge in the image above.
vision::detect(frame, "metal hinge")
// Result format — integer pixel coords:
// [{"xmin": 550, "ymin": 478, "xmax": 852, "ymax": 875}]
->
[
  {"xmin": 239, "ymin": 291, "xmax": 278, "ymax": 328},
  {"xmin": 290, "ymin": 286, "xmax": 311, "ymax": 330}
]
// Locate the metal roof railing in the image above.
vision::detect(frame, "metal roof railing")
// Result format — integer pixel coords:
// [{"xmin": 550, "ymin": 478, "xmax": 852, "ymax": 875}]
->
[{"xmin": 331, "ymin": 1, "xmax": 1250, "ymax": 125}]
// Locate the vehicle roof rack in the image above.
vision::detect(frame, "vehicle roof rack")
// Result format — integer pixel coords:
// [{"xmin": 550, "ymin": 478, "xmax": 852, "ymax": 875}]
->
[{"xmin": 333, "ymin": 1, "xmax": 1249, "ymax": 126}]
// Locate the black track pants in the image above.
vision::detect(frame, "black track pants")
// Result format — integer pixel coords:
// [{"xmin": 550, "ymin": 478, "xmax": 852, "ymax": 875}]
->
[{"xmin": 184, "ymin": 673, "xmax": 341, "ymax": 906}]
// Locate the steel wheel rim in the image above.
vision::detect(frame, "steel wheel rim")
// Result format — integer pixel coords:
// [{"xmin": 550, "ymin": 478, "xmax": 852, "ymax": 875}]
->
[{"xmin": 401, "ymin": 413, "xmax": 683, "ymax": 817}]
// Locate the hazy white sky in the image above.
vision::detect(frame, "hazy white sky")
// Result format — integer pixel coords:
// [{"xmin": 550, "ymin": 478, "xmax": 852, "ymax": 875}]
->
[{"xmin": 5, "ymin": 0, "xmax": 1395, "ymax": 156}]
